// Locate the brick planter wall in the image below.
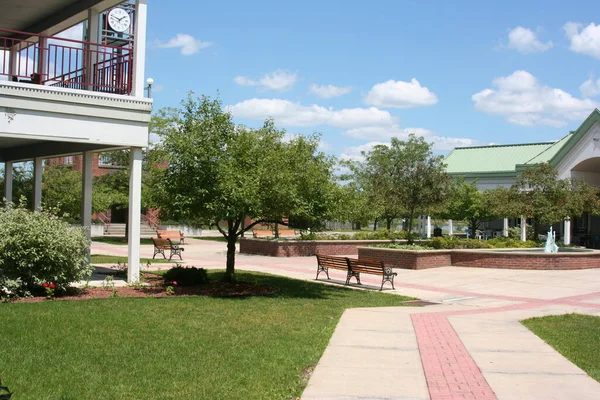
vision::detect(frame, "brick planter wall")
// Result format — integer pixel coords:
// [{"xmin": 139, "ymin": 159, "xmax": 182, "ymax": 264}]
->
[
  {"xmin": 451, "ymin": 250, "xmax": 600, "ymax": 270},
  {"xmin": 358, "ymin": 247, "xmax": 452, "ymax": 270},
  {"xmin": 239, "ymin": 238, "xmax": 394, "ymax": 257}
]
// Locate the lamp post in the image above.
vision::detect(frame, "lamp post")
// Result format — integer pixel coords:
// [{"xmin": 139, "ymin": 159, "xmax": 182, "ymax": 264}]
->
[{"xmin": 145, "ymin": 77, "xmax": 154, "ymax": 98}]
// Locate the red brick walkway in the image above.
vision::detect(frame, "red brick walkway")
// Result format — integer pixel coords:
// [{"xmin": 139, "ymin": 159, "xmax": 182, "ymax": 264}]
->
[{"xmin": 412, "ymin": 314, "xmax": 497, "ymax": 400}]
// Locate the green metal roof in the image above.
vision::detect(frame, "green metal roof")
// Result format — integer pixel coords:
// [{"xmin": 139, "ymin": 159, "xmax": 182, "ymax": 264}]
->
[
  {"xmin": 444, "ymin": 109, "xmax": 600, "ymax": 177},
  {"xmin": 445, "ymin": 141, "xmax": 565, "ymax": 174}
]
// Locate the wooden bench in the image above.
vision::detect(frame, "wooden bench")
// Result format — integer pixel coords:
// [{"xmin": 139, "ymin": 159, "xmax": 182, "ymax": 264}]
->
[
  {"xmin": 315, "ymin": 254, "xmax": 397, "ymax": 291},
  {"xmin": 276, "ymin": 229, "xmax": 297, "ymax": 238},
  {"xmin": 347, "ymin": 258, "xmax": 397, "ymax": 291},
  {"xmin": 152, "ymin": 237, "xmax": 184, "ymax": 260},
  {"xmin": 157, "ymin": 229, "xmax": 185, "ymax": 244},
  {"xmin": 252, "ymin": 230, "xmax": 273, "ymax": 238}
]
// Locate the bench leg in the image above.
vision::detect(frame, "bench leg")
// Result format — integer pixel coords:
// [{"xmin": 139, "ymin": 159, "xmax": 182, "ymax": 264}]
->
[
  {"xmin": 380, "ymin": 273, "xmax": 397, "ymax": 291},
  {"xmin": 316, "ymin": 265, "xmax": 330, "ymax": 280},
  {"xmin": 346, "ymin": 271, "xmax": 361, "ymax": 285},
  {"xmin": 153, "ymin": 248, "xmax": 166, "ymax": 259}
]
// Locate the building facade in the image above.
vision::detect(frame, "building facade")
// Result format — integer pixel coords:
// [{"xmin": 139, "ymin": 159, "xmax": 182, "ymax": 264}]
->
[
  {"xmin": 444, "ymin": 109, "xmax": 600, "ymax": 247},
  {"xmin": 0, "ymin": 0, "xmax": 151, "ymax": 281}
]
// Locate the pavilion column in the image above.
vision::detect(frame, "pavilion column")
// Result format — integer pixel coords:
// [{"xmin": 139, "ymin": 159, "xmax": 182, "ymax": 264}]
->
[
  {"xmin": 127, "ymin": 147, "xmax": 143, "ymax": 283},
  {"xmin": 520, "ymin": 216, "xmax": 527, "ymax": 242},
  {"xmin": 4, "ymin": 161, "xmax": 13, "ymax": 203},
  {"xmin": 564, "ymin": 218, "xmax": 571, "ymax": 245},
  {"xmin": 503, "ymin": 218, "xmax": 509, "ymax": 237},
  {"xmin": 33, "ymin": 157, "xmax": 43, "ymax": 210},
  {"xmin": 81, "ymin": 151, "xmax": 93, "ymax": 240},
  {"xmin": 426, "ymin": 215, "xmax": 432, "ymax": 239},
  {"xmin": 132, "ymin": 0, "xmax": 148, "ymax": 96},
  {"xmin": 448, "ymin": 219, "xmax": 453, "ymax": 236}
]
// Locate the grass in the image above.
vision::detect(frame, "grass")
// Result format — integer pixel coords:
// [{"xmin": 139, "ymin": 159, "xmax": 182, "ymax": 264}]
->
[
  {"xmin": 0, "ymin": 270, "xmax": 414, "ymax": 400},
  {"xmin": 92, "ymin": 237, "xmax": 155, "ymax": 245},
  {"xmin": 191, "ymin": 236, "xmax": 229, "ymax": 242},
  {"xmin": 90, "ymin": 254, "xmax": 176, "ymax": 264},
  {"xmin": 522, "ymin": 313, "xmax": 600, "ymax": 382}
]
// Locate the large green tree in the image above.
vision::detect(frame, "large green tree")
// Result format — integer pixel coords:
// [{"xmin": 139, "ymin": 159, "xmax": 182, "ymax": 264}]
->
[{"xmin": 154, "ymin": 94, "xmax": 337, "ymax": 281}]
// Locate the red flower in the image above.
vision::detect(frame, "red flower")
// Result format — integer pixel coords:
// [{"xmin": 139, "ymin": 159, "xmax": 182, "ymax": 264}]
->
[
  {"xmin": 42, "ymin": 283, "xmax": 48, "ymax": 288},
  {"xmin": 49, "ymin": 283, "xmax": 56, "ymax": 289},
  {"xmin": 172, "ymin": 281, "xmax": 178, "ymax": 286}
]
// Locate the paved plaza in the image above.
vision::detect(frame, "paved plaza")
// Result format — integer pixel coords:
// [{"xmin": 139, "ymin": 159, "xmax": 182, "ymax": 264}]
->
[{"xmin": 92, "ymin": 238, "xmax": 600, "ymax": 400}]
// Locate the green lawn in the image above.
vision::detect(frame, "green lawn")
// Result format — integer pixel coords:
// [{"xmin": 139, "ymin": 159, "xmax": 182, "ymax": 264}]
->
[
  {"xmin": 0, "ymin": 271, "xmax": 414, "ymax": 400},
  {"xmin": 90, "ymin": 254, "xmax": 177, "ymax": 264},
  {"xmin": 92, "ymin": 237, "xmax": 155, "ymax": 245},
  {"xmin": 522, "ymin": 313, "xmax": 600, "ymax": 382}
]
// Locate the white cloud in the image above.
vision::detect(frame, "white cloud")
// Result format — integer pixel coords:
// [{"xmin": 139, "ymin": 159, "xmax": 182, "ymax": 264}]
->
[
  {"xmin": 580, "ymin": 78, "xmax": 600, "ymax": 98},
  {"xmin": 228, "ymin": 98, "xmax": 396, "ymax": 128},
  {"xmin": 364, "ymin": 79, "xmax": 438, "ymax": 108},
  {"xmin": 309, "ymin": 84, "xmax": 352, "ymax": 98},
  {"xmin": 472, "ymin": 70, "xmax": 600, "ymax": 127},
  {"xmin": 564, "ymin": 22, "xmax": 600, "ymax": 59},
  {"xmin": 54, "ymin": 24, "xmax": 84, "ymax": 42},
  {"xmin": 158, "ymin": 34, "xmax": 212, "ymax": 55},
  {"xmin": 506, "ymin": 27, "xmax": 553, "ymax": 54},
  {"xmin": 342, "ymin": 126, "xmax": 434, "ymax": 141},
  {"xmin": 340, "ymin": 141, "xmax": 388, "ymax": 161},
  {"xmin": 234, "ymin": 70, "xmax": 298, "ymax": 91},
  {"xmin": 318, "ymin": 141, "xmax": 334, "ymax": 151}
]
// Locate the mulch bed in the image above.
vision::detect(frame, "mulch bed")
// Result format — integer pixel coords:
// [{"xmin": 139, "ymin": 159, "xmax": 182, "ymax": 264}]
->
[{"xmin": 9, "ymin": 274, "xmax": 279, "ymax": 303}]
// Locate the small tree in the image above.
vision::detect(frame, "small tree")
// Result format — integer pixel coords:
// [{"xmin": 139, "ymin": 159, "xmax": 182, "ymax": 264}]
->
[
  {"xmin": 154, "ymin": 94, "xmax": 337, "ymax": 281},
  {"xmin": 441, "ymin": 178, "xmax": 497, "ymax": 235}
]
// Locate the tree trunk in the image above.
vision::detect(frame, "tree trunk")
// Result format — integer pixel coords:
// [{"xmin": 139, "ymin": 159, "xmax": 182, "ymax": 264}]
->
[
  {"xmin": 386, "ymin": 217, "xmax": 393, "ymax": 231},
  {"xmin": 373, "ymin": 217, "xmax": 378, "ymax": 231},
  {"xmin": 225, "ymin": 233, "xmax": 237, "ymax": 282},
  {"xmin": 406, "ymin": 212, "xmax": 415, "ymax": 244}
]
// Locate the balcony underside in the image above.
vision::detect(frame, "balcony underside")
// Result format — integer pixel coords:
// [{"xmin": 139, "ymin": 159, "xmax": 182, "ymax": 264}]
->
[{"xmin": 0, "ymin": 81, "xmax": 151, "ymax": 162}]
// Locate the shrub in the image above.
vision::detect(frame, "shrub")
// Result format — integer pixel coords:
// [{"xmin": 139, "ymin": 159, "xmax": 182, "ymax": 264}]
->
[
  {"xmin": 163, "ymin": 266, "xmax": 209, "ymax": 286},
  {"xmin": 428, "ymin": 237, "xmax": 491, "ymax": 249},
  {"xmin": 0, "ymin": 203, "xmax": 91, "ymax": 293},
  {"xmin": 370, "ymin": 243, "xmax": 433, "ymax": 250},
  {"xmin": 486, "ymin": 237, "xmax": 541, "ymax": 248}
]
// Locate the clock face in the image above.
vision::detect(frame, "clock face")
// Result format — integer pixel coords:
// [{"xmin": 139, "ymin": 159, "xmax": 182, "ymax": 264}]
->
[{"xmin": 108, "ymin": 8, "xmax": 131, "ymax": 33}]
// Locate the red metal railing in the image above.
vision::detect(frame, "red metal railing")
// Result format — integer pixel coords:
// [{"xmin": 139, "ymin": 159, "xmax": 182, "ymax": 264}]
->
[{"xmin": 0, "ymin": 28, "xmax": 133, "ymax": 95}]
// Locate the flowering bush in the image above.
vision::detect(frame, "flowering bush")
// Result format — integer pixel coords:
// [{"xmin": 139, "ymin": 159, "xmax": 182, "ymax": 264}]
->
[
  {"xmin": 166, "ymin": 281, "xmax": 177, "ymax": 295},
  {"xmin": 42, "ymin": 283, "xmax": 56, "ymax": 299},
  {"xmin": 163, "ymin": 267, "xmax": 208, "ymax": 286},
  {"xmin": 0, "ymin": 202, "xmax": 92, "ymax": 292}
]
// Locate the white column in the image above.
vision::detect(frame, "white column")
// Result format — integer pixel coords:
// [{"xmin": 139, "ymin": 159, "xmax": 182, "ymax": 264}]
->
[
  {"xmin": 33, "ymin": 157, "xmax": 43, "ymax": 210},
  {"xmin": 86, "ymin": 8, "xmax": 100, "ymax": 91},
  {"xmin": 4, "ymin": 161, "xmax": 13, "ymax": 203},
  {"xmin": 520, "ymin": 216, "xmax": 527, "ymax": 242},
  {"xmin": 503, "ymin": 218, "xmax": 509, "ymax": 237},
  {"xmin": 564, "ymin": 218, "xmax": 571, "ymax": 245},
  {"xmin": 37, "ymin": 33, "xmax": 48, "ymax": 81},
  {"xmin": 127, "ymin": 147, "xmax": 143, "ymax": 283},
  {"xmin": 9, "ymin": 46, "xmax": 18, "ymax": 77},
  {"xmin": 426, "ymin": 215, "xmax": 432, "ymax": 239},
  {"xmin": 131, "ymin": 0, "xmax": 148, "ymax": 96},
  {"xmin": 81, "ymin": 151, "xmax": 93, "ymax": 240},
  {"xmin": 448, "ymin": 219, "xmax": 453, "ymax": 236}
]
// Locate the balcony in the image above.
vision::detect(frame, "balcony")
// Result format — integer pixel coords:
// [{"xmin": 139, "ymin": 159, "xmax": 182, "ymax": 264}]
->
[{"xmin": 1, "ymin": 27, "xmax": 133, "ymax": 95}]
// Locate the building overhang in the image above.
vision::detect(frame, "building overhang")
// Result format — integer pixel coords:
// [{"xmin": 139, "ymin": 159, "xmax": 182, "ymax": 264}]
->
[{"xmin": 0, "ymin": 0, "xmax": 123, "ymax": 38}]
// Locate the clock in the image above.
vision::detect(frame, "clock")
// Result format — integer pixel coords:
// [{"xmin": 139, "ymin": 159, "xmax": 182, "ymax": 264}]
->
[{"xmin": 107, "ymin": 8, "xmax": 131, "ymax": 33}]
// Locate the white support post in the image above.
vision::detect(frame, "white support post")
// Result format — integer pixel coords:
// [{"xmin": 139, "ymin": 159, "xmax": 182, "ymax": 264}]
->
[
  {"xmin": 503, "ymin": 218, "xmax": 509, "ymax": 237},
  {"xmin": 131, "ymin": 0, "xmax": 148, "ymax": 96},
  {"xmin": 564, "ymin": 218, "xmax": 571, "ymax": 245},
  {"xmin": 448, "ymin": 219, "xmax": 453, "ymax": 236},
  {"xmin": 520, "ymin": 216, "xmax": 527, "ymax": 242},
  {"xmin": 81, "ymin": 151, "xmax": 93, "ymax": 240},
  {"xmin": 33, "ymin": 158, "xmax": 43, "ymax": 210},
  {"xmin": 9, "ymin": 46, "xmax": 18, "ymax": 77},
  {"xmin": 4, "ymin": 161, "xmax": 13, "ymax": 204},
  {"xmin": 86, "ymin": 8, "xmax": 100, "ymax": 91},
  {"xmin": 426, "ymin": 215, "xmax": 432, "ymax": 239},
  {"xmin": 127, "ymin": 147, "xmax": 143, "ymax": 283}
]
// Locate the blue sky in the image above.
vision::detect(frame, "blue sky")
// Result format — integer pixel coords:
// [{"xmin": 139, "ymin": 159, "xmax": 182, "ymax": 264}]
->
[{"xmin": 144, "ymin": 0, "xmax": 600, "ymax": 158}]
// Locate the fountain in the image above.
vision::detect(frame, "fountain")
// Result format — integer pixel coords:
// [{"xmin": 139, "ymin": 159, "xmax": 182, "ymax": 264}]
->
[{"xmin": 544, "ymin": 226, "xmax": 559, "ymax": 253}]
